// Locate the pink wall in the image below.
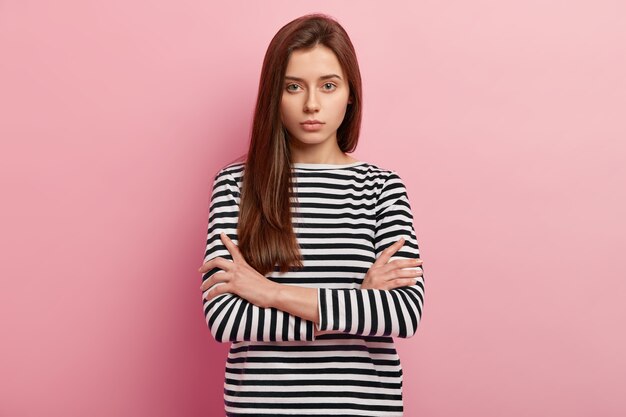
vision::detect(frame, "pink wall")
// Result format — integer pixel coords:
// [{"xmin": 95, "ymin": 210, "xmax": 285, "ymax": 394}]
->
[{"xmin": 1, "ymin": 1, "xmax": 624, "ymax": 416}]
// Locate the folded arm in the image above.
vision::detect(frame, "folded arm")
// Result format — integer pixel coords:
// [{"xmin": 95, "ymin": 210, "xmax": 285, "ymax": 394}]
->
[
  {"xmin": 202, "ymin": 168, "xmax": 424, "ymax": 342},
  {"xmin": 202, "ymin": 168, "xmax": 318, "ymax": 343},
  {"xmin": 313, "ymin": 172, "xmax": 425, "ymax": 338}
]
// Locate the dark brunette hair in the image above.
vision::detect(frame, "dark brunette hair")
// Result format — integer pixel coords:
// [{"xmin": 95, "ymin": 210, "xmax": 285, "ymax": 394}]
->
[{"xmin": 237, "ymin": 13, "xmax": 363, "ymax": 275}]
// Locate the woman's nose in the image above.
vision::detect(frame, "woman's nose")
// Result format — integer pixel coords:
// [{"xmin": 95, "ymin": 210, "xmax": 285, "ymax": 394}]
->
[{"xmin": 304, "ymin": 92, "xmax": 320, "ymax": 112}]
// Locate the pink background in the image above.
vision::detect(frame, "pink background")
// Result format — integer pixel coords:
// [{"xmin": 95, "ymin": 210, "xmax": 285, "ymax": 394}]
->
[{"xmin": 1, "ymin": 1, "xmax": 625, "ymax": 416}]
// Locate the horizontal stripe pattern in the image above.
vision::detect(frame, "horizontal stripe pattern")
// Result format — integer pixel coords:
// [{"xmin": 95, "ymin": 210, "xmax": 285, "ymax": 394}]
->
[
  {"xmin": 201, "ymin": 161, "xmax": 425, "ymax": 416},
  {"xmin": 316, "ymin": 174, "xmax": 425, "ymax": 338}
]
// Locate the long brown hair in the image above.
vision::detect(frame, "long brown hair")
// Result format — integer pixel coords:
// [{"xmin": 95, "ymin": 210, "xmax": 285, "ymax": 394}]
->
[{"xmin": 238, "ymin": 13, "xmax": 363, "ymax": 275}]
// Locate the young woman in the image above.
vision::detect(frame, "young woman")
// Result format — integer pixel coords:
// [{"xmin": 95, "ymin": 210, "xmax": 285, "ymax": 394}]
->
[{"xmin": 199, "ymin": 13, "xmax": 425, "ymax": 416}]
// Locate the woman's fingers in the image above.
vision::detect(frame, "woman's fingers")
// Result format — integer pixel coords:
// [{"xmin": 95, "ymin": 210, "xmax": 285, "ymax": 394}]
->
[
  {"xmin": 198, "ymin": 256, "xmax": 233, "ymax": 274},
  {"xmin": 393, "ymin": 258, "xmax": 423, "ymax": 269},
  {"xmin": 373, "ymin": 237, "xmax": 405, "ymax": 267},
  {"xmin": 204, "ymin": 281, "xmax": 230, "ymax": 301},
  {"xmin": 200, "ymin": 270, "xmax": 228, "ymax": 292},
  {"xmin": 386, "ymin": 266, "xmax": 422, "ymax": 280},
  {"xmin": 377, "ymin": 257, "xmax": 422, "ymax": 276},
  {"xmin": 388, "ymin": 277, "xmax": 422, "ymax": 290},
  {"xmin": 220, "ymin": 232, "xmax": 246, "ymax": 264},
  {"xmin": 197, "ymin": 233, "xmax": 242, "ymax": 274},
  {"xmin": 375, "ymin": 258, "xmax": 423, "ymax": 288}
]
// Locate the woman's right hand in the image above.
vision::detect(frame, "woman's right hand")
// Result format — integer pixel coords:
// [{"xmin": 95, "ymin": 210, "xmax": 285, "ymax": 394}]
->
[{"xmin": 361, "ymin": 237, "xmax": 423, "ymax": 290}]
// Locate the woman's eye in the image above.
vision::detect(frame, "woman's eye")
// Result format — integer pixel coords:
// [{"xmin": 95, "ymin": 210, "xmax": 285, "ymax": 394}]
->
[{"xmin": 286, "ymin": 83, "xmax": 336, "ymax": 92}]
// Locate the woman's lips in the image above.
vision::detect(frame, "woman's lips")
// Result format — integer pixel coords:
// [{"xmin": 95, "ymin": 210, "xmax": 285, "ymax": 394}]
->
[{"xmin": 300, "ymin": 121, "xmax": 324, "ymax": 131}]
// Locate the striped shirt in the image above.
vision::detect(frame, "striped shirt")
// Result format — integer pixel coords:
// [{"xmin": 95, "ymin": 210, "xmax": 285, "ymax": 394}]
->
[{"xmin": 201, "ymin": 160, "xmax": 425, "ymax": 416}]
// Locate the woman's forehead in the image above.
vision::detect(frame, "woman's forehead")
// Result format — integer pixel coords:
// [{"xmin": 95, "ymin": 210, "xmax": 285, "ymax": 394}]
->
[{"xmin": 285, "ymin": 45, "xmax": 344, "ymax": 77}]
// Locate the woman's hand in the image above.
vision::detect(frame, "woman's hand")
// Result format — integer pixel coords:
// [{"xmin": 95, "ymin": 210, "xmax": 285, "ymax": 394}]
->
[
  {"xmin": 199, "ymin": 232, "xmax": 279, "ymax": 308},
  {"xmin": 315, "ymin": 238, "xmax": 423, "ymax": 338},
  {"xmin": 361, "ymin": 237, "xmax": 423, "ymax": 290}
]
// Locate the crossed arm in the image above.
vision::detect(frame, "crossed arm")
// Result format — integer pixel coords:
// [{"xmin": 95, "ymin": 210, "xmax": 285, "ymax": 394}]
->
[{"xmin": 200, "ymin": 168, "xmax": 425, "ymax": 343}]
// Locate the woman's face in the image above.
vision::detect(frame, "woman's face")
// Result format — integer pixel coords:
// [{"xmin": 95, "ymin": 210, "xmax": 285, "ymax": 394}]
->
[{"xmin": 280, "ymin": 44, "xmax": 352, "ymax": 152}]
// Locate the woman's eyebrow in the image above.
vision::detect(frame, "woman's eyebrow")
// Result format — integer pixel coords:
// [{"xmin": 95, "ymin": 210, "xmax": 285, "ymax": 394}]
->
[{"xmin": 284, "ymin": 74, "xmax": 343, "ymax": 81}]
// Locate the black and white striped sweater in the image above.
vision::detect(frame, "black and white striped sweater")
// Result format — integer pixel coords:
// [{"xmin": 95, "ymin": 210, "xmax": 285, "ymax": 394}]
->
[{"xmin": 201, "ymin": 160, "xmax": 425, "ymax": 416}]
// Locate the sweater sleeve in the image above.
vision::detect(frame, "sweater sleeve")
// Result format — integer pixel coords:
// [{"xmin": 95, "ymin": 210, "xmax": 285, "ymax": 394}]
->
[
  {"xmin": 316, "ymin": 171, "xmax": 425, "ymax": 338},
  {"xmin": 201, "ymin": 168, "xmax": 317, "ymax": 343}
]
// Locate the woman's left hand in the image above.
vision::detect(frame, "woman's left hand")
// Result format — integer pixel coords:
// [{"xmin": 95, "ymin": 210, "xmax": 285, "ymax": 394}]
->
[{"xmin": 199, "ymin": 232, "xmax": 279, "ymax": 308}]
